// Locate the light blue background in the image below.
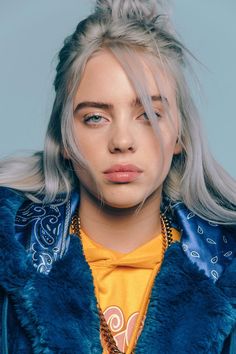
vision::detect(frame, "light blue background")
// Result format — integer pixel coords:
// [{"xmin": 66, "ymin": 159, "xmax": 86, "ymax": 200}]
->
[{"xmin": 0, "ymin": 1, "xmax": 235, "ymax": 177}]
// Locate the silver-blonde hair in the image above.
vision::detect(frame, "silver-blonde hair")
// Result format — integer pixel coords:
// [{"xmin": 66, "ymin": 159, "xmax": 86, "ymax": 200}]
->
[{"xmin": 1, "ymin": 0, "xmax": 236, "ymax": 223}]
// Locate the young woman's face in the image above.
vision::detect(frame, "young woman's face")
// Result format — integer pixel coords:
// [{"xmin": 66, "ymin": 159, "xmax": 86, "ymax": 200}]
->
[{"xmin": 72, "ymin": 49, "xmax": 181, "ymax": 208}]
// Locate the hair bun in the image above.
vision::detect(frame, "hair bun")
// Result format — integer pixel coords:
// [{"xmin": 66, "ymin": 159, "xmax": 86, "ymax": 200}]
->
[{"xmin": 95, "ymin": 0, "xmax": 170, "ymax": 22}]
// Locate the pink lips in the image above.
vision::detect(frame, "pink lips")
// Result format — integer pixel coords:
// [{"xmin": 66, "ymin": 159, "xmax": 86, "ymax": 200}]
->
[{"xmin": 103, "ymin": 164, "xmax": 143, "ymax": 183}]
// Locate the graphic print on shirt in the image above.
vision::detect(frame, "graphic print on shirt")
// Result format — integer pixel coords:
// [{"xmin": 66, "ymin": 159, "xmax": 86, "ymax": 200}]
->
[{"xmin": 103, "ymin": 305, "xmax": 145, "ymax": 352}]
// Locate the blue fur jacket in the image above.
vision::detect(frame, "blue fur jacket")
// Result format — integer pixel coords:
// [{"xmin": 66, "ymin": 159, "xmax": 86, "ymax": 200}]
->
[{"xmin": 0, "ymin": 186, "xmax": 236, "ymax": 354}]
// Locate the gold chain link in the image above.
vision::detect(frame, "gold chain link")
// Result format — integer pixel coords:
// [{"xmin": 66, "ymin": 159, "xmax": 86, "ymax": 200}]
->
[{"xmin": 71, "ymin": 209, "xmax": 173, "ymax": 353}]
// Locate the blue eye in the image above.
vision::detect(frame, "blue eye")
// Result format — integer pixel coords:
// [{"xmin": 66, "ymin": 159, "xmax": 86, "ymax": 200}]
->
[{"xmin": 83, "ymin": 114, "xmax": 107, "ymax": 125}]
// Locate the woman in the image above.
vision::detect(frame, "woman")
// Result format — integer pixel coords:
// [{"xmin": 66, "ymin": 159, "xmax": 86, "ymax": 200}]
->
[{"xmin": 0, "ymin": 0, "xmax": 235, "ymax": 353}]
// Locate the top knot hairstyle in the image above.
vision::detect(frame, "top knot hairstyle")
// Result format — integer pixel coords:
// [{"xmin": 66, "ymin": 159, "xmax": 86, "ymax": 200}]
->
[
  {"xmin": 54, "ymin": 0, "xmax": 179, "ymax": 92},
  {"xmin": 95, "ymin": 0, "xmax": 168, "ymax": 21},
  {"xmin": 1, "ymin": 0, "xmax": 236, "ymax": 224},
  {"xmin": 93, "ymin": 0, "xmax": 175, "ymax": 44}
]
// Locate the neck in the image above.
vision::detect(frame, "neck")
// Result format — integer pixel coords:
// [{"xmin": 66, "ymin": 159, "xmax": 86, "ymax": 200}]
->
[{"xmin": 78, "ymin": 187, "xmax": 162, "ymax": 253}]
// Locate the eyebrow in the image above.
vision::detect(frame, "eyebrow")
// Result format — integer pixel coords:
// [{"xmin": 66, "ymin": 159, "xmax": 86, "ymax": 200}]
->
[{"xmin": 73, "ymin": 95, "xmax": 169, "ymax": 114}]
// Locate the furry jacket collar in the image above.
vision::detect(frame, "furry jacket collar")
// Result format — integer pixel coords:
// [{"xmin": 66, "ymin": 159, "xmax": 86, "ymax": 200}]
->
[{"xmin": 0, "ymin": 187, "xmax": 235, "ymax": 353}]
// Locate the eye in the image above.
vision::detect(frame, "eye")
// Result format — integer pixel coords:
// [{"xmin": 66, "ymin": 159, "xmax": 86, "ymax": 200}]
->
[
  {"xmin": 138, "ymin": 111, "xmax": 161, "ymax": 121},
  {"xmin": 83, "ymin": 114, "xmax": 109, "ymax": 126}
]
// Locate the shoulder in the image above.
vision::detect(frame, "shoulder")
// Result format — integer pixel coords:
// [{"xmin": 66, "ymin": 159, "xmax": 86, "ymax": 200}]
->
[
  {"xmin": 169, "ymin": 201, "xmax": 236, "ymax": 283},
  {"xmin": 0, "ymin": 186, "xmax": 26, "ymax": 220},
  {"xmin": 0, "ymin": 186, "xmax": 25, "ymax": 202}
]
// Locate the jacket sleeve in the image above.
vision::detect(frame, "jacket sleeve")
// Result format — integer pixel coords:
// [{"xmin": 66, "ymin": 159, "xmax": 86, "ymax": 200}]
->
[{"xmin": 217, "ymin": 258, "xmax": 236, "ymax": 354}]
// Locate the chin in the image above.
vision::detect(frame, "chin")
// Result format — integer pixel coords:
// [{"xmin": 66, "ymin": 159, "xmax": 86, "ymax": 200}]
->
[
  {"xmin": 102, "ymin": 196, "xmax": 145, "ymax": 210},
  {"xmin": 106, "ymin": 202, "xmax": 140, "ymax": 209},
  {"xmin": 102, "ymin": 187, "xmax": 162, "ymax": 210}
]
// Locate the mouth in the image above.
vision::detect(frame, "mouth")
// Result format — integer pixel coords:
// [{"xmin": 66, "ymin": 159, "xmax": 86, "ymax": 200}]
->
[{"xmin": 103, "ymin": 164, "xmax": 143, "ymax": 183}]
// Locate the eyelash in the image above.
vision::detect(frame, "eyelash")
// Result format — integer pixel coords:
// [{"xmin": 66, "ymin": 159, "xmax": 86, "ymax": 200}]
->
[
  {"xmin": 83, "ymin": 114, "xmax": 109, "ymax": 125},
  {"xmin": 141, "ymin": 112, "xmax": 161, "ymax": 120},
  {"xmin": 83, "ymin": 111, "xmax": 162, "ymax": 126}
]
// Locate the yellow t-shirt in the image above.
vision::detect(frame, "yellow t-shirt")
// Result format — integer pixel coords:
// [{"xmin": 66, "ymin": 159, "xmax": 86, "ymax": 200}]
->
[{"xmin": 78, "ymin": 227, "xmax": 180, "ymax": 353}]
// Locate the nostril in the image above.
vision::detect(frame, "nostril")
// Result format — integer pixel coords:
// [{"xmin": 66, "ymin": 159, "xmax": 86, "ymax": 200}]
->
[
  {"xmin": 109, "ymin": 143, "xmax": 136, "ymax": 153},
  {"xmin": 128, "ymin": 145, "xmax": 135, "ymax": 152}
]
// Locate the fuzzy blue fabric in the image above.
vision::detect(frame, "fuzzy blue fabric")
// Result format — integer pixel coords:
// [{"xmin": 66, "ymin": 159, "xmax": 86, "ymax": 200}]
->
[
  {"xmin": 136, "ymin": 244, "xmax": 236, "ymax": 353},
  {"xmin": 0, "ymin": 188, "xmax": 102, "ymax": 353},
  {"xmin": 0, "ymin": 187, "xmax": 235, "ymax": 353}
]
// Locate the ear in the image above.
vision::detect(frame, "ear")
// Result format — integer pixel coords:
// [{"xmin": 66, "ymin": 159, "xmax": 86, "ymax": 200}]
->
[{"xmin": 173, "ymin": 138, "xmax": 182, "ymax": 155}]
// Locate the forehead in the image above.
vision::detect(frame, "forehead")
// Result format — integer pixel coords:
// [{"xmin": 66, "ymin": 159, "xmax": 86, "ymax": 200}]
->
[{"xmin": 74, "ymin": 48, "xmax": 176, "ymax": 107}]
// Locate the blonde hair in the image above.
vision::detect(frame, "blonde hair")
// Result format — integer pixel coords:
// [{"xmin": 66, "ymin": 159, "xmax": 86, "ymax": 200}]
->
[{"xmin": 1, "ymin": 0, "xmax": 236, "ymax": 223}]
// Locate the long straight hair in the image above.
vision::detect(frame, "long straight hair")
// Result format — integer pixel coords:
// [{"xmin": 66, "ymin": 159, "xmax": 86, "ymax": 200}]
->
[{"xmin": 1, "ymin": 0, "xmax": 236, "ymax": 224}]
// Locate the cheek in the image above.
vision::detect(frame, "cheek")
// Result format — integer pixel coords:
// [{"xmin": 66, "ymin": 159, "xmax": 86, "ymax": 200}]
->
[
  {"xmin": 74, "ymin": 126, "xmax": 107, "ymax": 161},
  {"xmin": 147, "ymin": 134, "xmax": 177, "ymax": 176},
  {"xmin": 144, "ymin": 129, "xmax": 175, "ymax": 158},
  {"xmin": 73, "ymin": 163, "xmax": 98, "ymax": 195},
  {"xmin": 73, "ymin": 136, "xmax": 99, "ymax": 169}
]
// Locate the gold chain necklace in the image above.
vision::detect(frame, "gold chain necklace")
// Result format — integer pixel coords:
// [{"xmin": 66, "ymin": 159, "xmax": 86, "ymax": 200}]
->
[{"xmin": 71, "ymin": 210, "xmax": 173, "ymax": 354}]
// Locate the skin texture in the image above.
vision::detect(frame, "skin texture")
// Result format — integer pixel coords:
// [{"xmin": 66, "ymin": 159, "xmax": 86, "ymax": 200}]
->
[{"xmin": 72, "ymin": 49, "xmax": 181, "ymax": 253}]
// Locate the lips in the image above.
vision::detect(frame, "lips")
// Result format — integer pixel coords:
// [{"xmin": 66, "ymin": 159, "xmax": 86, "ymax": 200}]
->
[{"xmin": 103, "ymin": 164, "xmax": 143, "ymax": 183}]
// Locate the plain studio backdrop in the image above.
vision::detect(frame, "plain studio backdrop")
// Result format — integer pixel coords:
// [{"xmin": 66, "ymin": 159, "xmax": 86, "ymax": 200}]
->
[{"xmin": 0, "ymin": 0, "xmax": 235, "ymax": 177}]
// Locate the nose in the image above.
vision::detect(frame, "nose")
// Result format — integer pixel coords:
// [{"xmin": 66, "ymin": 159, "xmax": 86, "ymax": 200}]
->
[{"xmin": 108, "ymin": 120, "xmax": 136, "ymax": 154}]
